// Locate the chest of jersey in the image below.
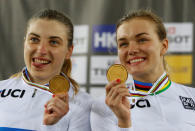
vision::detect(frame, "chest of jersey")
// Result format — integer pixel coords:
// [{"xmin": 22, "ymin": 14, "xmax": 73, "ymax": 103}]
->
[
  {"xmin": 131, "ymin": 89, "xmax": 195, "ymax": 130},
  {"xmin": 0, "ymin": 80, "xmax": 51, "ymax": 130}
]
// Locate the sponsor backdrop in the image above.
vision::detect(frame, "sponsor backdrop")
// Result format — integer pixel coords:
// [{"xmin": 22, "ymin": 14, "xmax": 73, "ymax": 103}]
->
[{"xmin": 0, "ymin": 0, "xmax": 194, "ymax": 96}]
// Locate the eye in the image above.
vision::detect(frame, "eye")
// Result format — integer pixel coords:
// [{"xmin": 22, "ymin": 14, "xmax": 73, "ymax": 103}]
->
[
  {"xmin": 118, "ymin": 42, "xmax": 128, "ymax": 48},
  {"xmin": 137, "ymin": 38, "xmax": 148, "ymax": 43},
  {"xmin": 30, "ymin": 37, "xmax": 39, "ymax": 43},
  {"xmin": 50, "ymin": 40, "xmax": 59, "ymax": 46}
]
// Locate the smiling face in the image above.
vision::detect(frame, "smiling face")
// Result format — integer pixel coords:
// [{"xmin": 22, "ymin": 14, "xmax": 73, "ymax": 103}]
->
[
  {"xmin": 116, "ymin": 18, "xmax": 168, "ymax": 83},
  {"xmin": 24, "ymin": 19, "xmax": 73, "ymax": 84}
]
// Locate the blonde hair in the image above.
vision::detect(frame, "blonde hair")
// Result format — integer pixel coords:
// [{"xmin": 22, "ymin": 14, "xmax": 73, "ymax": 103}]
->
[
  {"xmin": 61, "ymin": 59, "xmax": 79, "ymax": 94},
  {"xmin": 10, "ymin": 72, "xmax": 22, "ymax": 78}
]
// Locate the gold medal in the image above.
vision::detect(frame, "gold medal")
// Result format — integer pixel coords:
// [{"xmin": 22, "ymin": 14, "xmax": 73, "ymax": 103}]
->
[
  {"xmin": 49, "ymin": 75, "xmax": 70, "ymax": 94},
  {"xmin": 107, "ymin": 64, "xmax": 128, "ymax": 83}
]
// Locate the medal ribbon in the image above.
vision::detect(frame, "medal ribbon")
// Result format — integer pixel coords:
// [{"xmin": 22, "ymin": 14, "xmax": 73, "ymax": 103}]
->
[
  {"xmin": 22, "ymin": 68, "xmax": 51, "ymax": 92},
  {"xmin": 129, "ymin": 72, "xmax": 171, "ymax": 98},
  {"xmin": 22, "ymin": 68, "xmax": 75, "ymax": 98}
]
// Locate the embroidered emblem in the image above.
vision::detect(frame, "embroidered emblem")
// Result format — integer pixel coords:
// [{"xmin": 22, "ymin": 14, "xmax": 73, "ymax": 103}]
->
[{"xmin": 179, "ymin": 96, "xmax": 195, "ymax": 110}]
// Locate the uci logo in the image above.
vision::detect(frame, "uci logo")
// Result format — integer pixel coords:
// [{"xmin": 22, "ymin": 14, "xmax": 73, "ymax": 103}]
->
[
  {"xmin": 0, "ymin": 89, "xmax": 25, "ymax": 98},
  {"xmin": 131, "ymin": 99, "xmax": 151, "ymax": 109}
]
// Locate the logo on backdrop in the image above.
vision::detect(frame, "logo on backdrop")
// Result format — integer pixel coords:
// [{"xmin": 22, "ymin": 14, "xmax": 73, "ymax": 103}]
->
[
  {"xmin": 165, "ymin": 23, "xmax": 193, "ymax": 53},
  {"xmin": 179, "ymin": 96, "xmax": 195, "ymax": 110},
  {"xmin": 73, "ymin": 25, "xmax": 89, "ymax": 54},
  {"xmin": 90, "ymin": 56, "xmax": 119, "ymax": 84},
  {"xmin": 92, "ymin": 25, "xmax": 117, "ymax": 53}
]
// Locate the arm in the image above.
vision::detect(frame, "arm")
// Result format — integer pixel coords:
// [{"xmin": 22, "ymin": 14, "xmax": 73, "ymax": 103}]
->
[
  {"xmin": 43, "ymin": 93, "xmax": 69, "ymax": 125},
  {"xmin": 41, "ymin": 93, "xmax": 70, "ymax": 131},
  {"xmin": 106, "ymin": 79, "xmax": 132, "ymax": 128},
  {"xmin": 41, "ymin": 92, "xmax": 92, "ymax": 131},
  {"xmin": 67, "ymin": 102, "xmax": 91, "ymax": 131}
]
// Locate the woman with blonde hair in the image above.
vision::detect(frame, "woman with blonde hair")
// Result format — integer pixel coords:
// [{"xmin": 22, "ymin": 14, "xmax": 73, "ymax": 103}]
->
[{"xmin": 91, "ymin": 9, "xmax": 195, "ymax": 131}]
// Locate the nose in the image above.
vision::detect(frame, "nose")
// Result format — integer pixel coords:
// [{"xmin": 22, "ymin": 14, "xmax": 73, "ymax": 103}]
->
[
  {"xmin": 37, "ymin": 41, "xmax": 48, "ymax": 55},
  {"xmin": 128, "ymin": 42, "xmax": 139, "ymax": 55}
]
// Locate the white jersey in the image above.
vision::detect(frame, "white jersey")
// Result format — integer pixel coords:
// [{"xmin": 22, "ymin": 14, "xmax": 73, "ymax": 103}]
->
[
  {"xmin": 91, "ymin": 81, "xmax": 195, "ymax": 131},
  {"xmin": 0, "ymin": 76, "xmax": 92, "ymax": 131}
]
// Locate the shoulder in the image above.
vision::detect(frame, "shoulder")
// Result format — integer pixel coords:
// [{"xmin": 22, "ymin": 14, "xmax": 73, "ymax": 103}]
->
[
  {"xmin": 72, "ymin": 90, "xmax": 93, "ymax": 110},
  {"xmin": 91, "ymin": 96, "xmax": 113, "ymax": 117},
  {"xmin": 76, "ymin": 90, "xmax": 92, "ymax": 99},
  {"xmin": 171, "ymin": 81, "xmax": 195, "ymax": 95},
  {"xmin": 171, "ymin": 81, "xmax": 193, "ymax": 90},
  {"xmin": 0, "ymin": 77, "xmax": 22, "ymax": 86}
]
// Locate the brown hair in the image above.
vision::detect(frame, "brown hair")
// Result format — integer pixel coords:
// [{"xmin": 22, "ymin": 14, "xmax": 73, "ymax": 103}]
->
[
  {"xmin": 116, "ymin": 9, "xmax": 166, "ymax": 41},
  {"xmin": 11, "ymin": 9, "xmax": 79, "ymax": 93},
  {"xmin": 116, "ymin": 9, "xmax": 169, "ymax": 78}
]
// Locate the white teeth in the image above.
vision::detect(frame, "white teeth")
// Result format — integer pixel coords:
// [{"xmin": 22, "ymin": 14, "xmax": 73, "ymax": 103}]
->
[
  {"xmin": 130, "ymin": 58, "xmax": 144, "ymax": 64},
  {"xmin": 34, "ymin": 58, "xmax": 49, "ymax": 64}
]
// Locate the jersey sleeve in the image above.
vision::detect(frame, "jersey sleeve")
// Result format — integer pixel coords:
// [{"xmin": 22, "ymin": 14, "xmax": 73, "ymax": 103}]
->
[
  {"xmin": 40, "ymin": 117, "xmax": 69, "ymax": 131},
  {"xmin": 40, "ymin": 91, "xmax": 92, "ymax": 131},
  {"xmin": 90, "ymin": 97, "xmax": 133, "ymax": 131}
]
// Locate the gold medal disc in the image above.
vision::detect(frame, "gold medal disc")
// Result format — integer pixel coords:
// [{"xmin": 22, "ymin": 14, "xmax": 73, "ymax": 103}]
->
[
  {"xmin": 49, "ymin": 75, "xmax": 70, "ymax": 94},
  {"xmin": 106, "ymin": 64, "xmax": 128, "ymax": 83}
]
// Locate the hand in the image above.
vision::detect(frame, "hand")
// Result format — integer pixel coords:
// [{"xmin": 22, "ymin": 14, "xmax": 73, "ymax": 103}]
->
[
  {"xmin": 43, "ymin": 92, "xmax": 69, "ymax": 125},
  {"xmin": 105, "ymin": 79, "xmax": 132, "ymax": 128}
]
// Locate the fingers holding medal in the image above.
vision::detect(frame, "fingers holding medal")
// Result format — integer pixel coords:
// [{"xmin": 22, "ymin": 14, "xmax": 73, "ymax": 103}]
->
[
  {"xmin": 105, "ymin": 64, "xmax": 131, "ymax": 122},
  {"xmin": 43, "ymin": 75, "xmax": 70, "ymax": 125}
]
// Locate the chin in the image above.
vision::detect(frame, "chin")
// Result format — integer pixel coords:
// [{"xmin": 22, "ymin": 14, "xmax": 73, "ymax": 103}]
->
[
  {"xmin": 32, "ymin": 70, "xmax": 48, "ymax": 77},
  {"xmin": 129, "ymin": 69, "xmax": 144, "ymax": 76}
]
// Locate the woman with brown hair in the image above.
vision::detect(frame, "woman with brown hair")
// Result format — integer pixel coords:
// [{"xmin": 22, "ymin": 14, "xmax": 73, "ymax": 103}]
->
[{"xmin": 0, "ymin": 9, "xmax": 92, "ymax": 131}]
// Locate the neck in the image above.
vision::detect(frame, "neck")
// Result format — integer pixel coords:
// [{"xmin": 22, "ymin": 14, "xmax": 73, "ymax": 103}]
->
[
  {"xmin": 24, "ymin": 68, "xmax": 52, "ymax": 85},
  {"xmin": 133, "ymin": 69, "xmax": 165, "ymax": 83},
  {"xmin": 31, "ymin": 78, "xmax": 50, "ymax": 85}
]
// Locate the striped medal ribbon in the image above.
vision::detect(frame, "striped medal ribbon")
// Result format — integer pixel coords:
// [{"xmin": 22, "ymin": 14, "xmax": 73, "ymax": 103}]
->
[
  {"xmin": 127, "ymin": 72, "xmax": 171, "ymax": 101},
  {"xmin": 22, "ymin": 68, "xmax": 51, "ymax": 93}
]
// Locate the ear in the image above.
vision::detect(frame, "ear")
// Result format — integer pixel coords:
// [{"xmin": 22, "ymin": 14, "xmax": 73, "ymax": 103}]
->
[
  {"xmin": 160, "ymin": 39, "xmax": 168, "ymax": 56},
  {"xmin": 65, "ymin": 45, "xmax": 74, "ymax": 59}
]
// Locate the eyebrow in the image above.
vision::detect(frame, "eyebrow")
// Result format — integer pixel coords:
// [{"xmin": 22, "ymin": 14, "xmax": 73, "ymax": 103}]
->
[
  {"xmin": 117, "ymin": 32, "xmax": 149, "ymax": 42},
  {"xmin": 28, "ymin": 33, "xmax": 63, "ymax": 41},
  {"xmin": 117, "ymin": 37, "xmax": 126, "ymax": 42},
  {"xmin": 135, "ymin": 32, "xmax": 149, "ymax": 38},
  {"xmin": 49, "ymin": 36, "xmax": 63, "ymax": 42},
  {"xmin": 29, "ymin": 33, "xmax": 40, "ymax": 38}
]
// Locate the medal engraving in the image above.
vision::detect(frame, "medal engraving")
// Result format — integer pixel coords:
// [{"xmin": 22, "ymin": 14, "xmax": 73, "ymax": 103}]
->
[
  {"xmin": 49, "ymin": 75, "xmax": 70, "ymax": 94},
  {"xmin": 107, "ymin": 64, "xmax": 128, "ymax": 83}
]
